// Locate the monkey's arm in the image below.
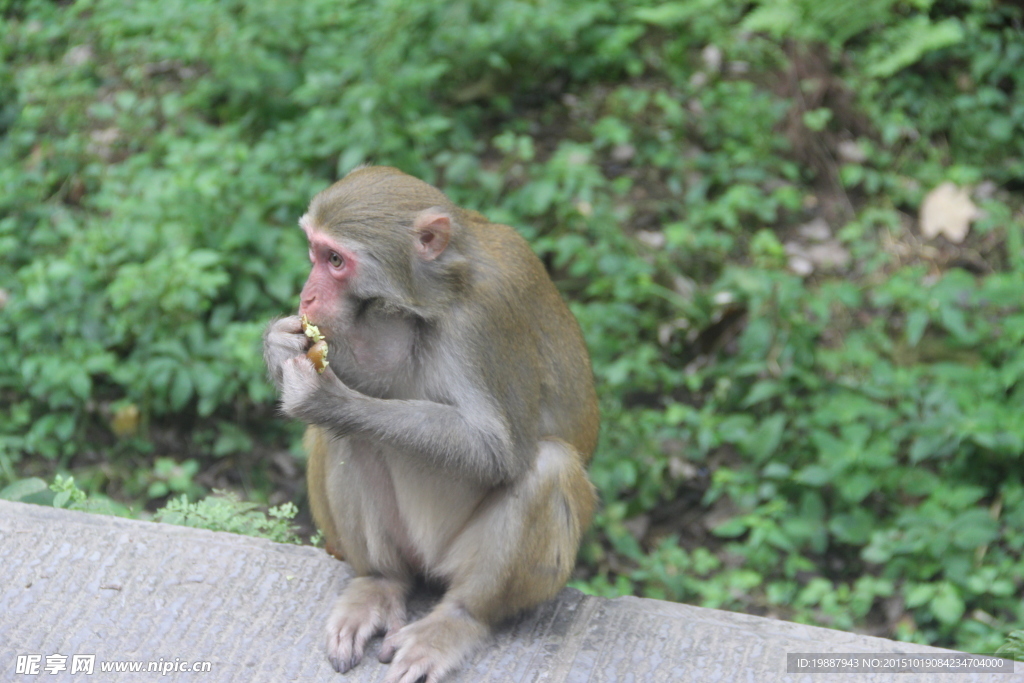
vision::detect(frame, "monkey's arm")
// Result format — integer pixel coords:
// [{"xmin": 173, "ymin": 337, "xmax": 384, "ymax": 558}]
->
[{"xmin": 280, "ymin": 356, "xmax": 525, "ymax": 485}]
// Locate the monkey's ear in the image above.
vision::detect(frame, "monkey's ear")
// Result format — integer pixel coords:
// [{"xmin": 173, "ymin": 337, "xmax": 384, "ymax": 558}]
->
[{"xmin": 413, "ymin": 210, "xmax": 451, "ymax": 261}]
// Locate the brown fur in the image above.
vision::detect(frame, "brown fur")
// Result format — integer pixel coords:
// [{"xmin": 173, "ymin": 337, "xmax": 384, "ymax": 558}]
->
[{"xmin": 264, "ymin": 166, "xmax": 599, "ymax": 683}]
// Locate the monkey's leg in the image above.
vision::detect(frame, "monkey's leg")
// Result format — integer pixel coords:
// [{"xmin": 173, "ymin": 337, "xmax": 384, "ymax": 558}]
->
[
  {"xmin": 305, "ymin": 426, "xmax": 343, "ymax": 559},
  {"xmin": 313, "ymin": 431, "xmax": 418, "ymax": 672},
  {"xmin": 379, "ymin": 438, "xmax": 596, "ymax": 683}
]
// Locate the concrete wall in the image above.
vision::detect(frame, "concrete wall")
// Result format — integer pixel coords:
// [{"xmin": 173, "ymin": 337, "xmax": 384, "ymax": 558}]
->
[{"xmin": 0, "ymin": 500, "xmax": 1015, "ymax": 682}]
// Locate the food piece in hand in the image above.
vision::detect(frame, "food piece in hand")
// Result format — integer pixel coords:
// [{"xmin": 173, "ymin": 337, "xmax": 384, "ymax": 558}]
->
[
  {"xmin": 301, "ymin": 315, "xmax": 329, "ymax": 373},
  {"xmin": 307, "ymin": 340, "xmax": 329, "ymax": 373}
]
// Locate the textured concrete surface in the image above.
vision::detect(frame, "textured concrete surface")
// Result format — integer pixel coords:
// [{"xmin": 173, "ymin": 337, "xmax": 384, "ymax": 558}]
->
[{"xmin": 0, "ymin": 499, "xmax": 1016, "ymax": 682}]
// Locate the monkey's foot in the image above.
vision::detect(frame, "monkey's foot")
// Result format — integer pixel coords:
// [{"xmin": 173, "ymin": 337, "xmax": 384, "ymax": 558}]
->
[
  {"xmin": 325, "ymin": 576, "xmax": 407, "ymax": 673},
  {"xmin": 379, "ymin": 603, "xmax": 488, "ymax": 683}
]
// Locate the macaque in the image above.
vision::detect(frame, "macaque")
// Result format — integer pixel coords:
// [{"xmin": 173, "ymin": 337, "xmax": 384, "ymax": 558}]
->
[{"xmin": 263, "ymin": 166, "xmax": 599, "ymax": 683}]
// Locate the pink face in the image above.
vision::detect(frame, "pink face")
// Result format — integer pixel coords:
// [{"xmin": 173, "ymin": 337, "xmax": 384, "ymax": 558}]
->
[{"xmin": 298, "ymin": 215, "xmax": 357, "ymax": 325}]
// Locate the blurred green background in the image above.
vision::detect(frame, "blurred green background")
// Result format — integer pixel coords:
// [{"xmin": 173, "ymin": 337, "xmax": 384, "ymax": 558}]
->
[{"xmin": 2, "ymin": 0, "xmax": 1023, "ymax": 654}]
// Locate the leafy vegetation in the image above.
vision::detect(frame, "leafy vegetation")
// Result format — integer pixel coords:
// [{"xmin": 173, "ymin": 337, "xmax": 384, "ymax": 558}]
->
[
  {"xmin": 154, "ymin": 492, "xmax": 301, "ymax": 544},
  {"xmin": 2, "ymin": 475, "xmax": 303, "ymax": 543},
  {"xmin": 2, "ymin": 0, "xmax": 1023, "ymax": 654}
]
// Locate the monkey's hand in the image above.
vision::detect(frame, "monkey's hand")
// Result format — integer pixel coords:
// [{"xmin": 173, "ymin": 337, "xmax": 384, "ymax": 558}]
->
[
  {"xmin": 263, "ymin": 315, "xmax": 308, "ymax": 390},
  {"xmin": 278, "ymin": 353, "xmax": 354, "ymax": 423}
]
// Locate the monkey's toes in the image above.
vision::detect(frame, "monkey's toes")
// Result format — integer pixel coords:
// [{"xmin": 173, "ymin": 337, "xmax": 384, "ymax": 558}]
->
[
  {"xmin": 378, "ymin": 634, "xmax": 398, "ymax": 664},
  {"xmin": 327, "ymin": 648, "xmax": 359, "ymax": 674},
  {"xmin": 325, "ymin": 620, "xmax": 376, "ymax": 673}
]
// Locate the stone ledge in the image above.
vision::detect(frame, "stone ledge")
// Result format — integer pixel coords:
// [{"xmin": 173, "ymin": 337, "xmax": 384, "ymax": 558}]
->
[{"xmin": 0, "ymin": 500, "xmax": 1014, "ymax": 682}]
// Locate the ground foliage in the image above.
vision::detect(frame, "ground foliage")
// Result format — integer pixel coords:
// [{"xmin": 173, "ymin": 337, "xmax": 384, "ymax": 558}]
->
[{"xmin": 2, "ymin": 0, "xmax": 1023, "ymax": 653}]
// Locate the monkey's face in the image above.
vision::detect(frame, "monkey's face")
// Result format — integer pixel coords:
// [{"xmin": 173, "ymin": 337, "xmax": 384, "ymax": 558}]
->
[
  {"xmin": 295, "ymin": 213, "xmax": 423, "ymax": 395},
  {"xmin": 297, "ymin": 214, "xmax": 359, "ymax": 336}
]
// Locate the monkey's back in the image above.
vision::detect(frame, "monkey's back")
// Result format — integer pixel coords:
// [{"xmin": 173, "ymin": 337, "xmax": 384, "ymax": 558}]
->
[{"xmin": 462, "ymin": 211, "xmax": 599, "ymax": 462}]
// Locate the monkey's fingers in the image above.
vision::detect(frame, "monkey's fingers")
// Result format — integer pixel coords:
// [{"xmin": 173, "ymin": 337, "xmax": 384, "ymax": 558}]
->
[
  {"xmin": 266, "ymin": 316, "xmax": 306, "ymax": 347},
  {"xmin": 278, "ymin": 356, "xmax": 320, "ymax": 418},
  {"xmin": 263, "ymin": 316, "xmax": 313, "ymax": 389},
  {"xmin": 278, "ymin": 314, "xmax": 304, "ymax": 334}
]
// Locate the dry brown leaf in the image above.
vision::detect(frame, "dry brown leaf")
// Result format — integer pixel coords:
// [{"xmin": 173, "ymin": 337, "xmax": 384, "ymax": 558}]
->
[{"xmin": 919, "ymin": 181, "xmax": 979, "ymax": 243}]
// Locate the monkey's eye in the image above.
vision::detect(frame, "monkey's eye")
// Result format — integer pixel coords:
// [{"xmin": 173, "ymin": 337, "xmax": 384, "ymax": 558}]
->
[{"xmin": 328, "ymin": 252, "xmax": 345, "ymax": 268}]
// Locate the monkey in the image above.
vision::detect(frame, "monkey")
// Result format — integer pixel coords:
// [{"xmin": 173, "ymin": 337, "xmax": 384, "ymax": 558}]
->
[{"xmin": 263, "ymin": 166, "xmax": 599, "ymax": 683}]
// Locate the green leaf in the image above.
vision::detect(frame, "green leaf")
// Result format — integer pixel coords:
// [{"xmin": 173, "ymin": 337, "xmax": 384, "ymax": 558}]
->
[
  {"xmin": 905, "ymin": 583, "xmax": 936, "ymax": 608},
  {"xmin": 634, "ymin": 3, "xmax": 701, "ymax": 27},
  {"xmin": 829, "ymin": 509, "xmax": 875, "ymax": 544},
  {"xmin": 0, "ymin": 478, "xmax": 50, "ymax": 503},
  {"xmin": 794, "ymin": 465, "xmax": 832, "ymax": 487},
  {"xmin": 712, "ymin": 517, "xmax": 749, "ymax": 538},
  {"xmin": 950, "ymin": 509, "xmax": 998, "ymax": 550},
  {"xmin": 169, "ymin": 369, "xmax": 194, "ymax": 410},
  {"xmin": 930, "ymin": 584, "xmax": 965, "ymax": 625},
  {"xmin": 905, "ymin": 309, "xmax": 928, "ymax": 347},
  {"xmin": 746, "ymin": 414, "xmax": 786, "ymax": 462},
  {"xmin": 741, "ymin": 380, "xmax": 781, "ymax": 408},
  {"xmin": 867, "ymin": 17, "xmax": 964, "ymax": 78},
  {"xmin": 802, "ymin": 108, "xmax": 833, "ymax": 132},
  {"xmin": 762, "ymin": 462, "xmax": 791, "ymax": 479},
  {"xmin": 837, "ymin": 473, "xmax": 875, "ymax": 504}
]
